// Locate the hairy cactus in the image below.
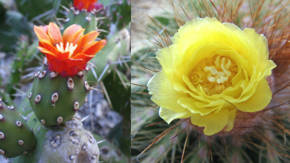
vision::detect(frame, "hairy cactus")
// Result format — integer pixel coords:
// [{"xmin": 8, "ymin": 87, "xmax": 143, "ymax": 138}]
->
[
  {"xmin": 0, "ymin": 100, "xmax": 36, "ymax": 158},
  {"xmin": 29, "ymin": 68, "xmax": 89, "ymax": 128},
  {"xmin": 131, "ymin": 0, "xmax": 289, "ymax": 162}
]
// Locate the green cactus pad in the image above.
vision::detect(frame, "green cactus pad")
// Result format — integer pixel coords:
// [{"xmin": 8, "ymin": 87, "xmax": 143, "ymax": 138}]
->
[
  {"xmin": 0, "ymin": 100, "xmax": 36, "ymax": 158},
  {"xmin": 12, "ymin": 115, "xmax": 100, "ymax": 163},
  {"xmin": 39, "ymin": 116, "xmax": 100, "ymax": 163},
  {"xmin": 64, "ymin": 9, "xmax": 98, "ymax": 33},
  {"xmin": 29, "ymin": 69, "xmax": 89, "ymax": 128}
]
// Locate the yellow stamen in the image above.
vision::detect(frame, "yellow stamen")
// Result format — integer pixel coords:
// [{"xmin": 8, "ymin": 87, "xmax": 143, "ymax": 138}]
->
[{"xmin": 190, "ymin": 56, "xmax": 237, "ymax": 95}]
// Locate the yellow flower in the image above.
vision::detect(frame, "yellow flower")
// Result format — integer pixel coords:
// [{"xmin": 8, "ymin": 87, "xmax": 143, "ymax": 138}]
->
[{"xmin": 147, "ymin": 18, "xmax": 276, "ymax": 136}]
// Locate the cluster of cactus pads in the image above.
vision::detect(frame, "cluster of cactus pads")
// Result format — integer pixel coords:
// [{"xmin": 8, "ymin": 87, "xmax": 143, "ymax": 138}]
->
[
  {"xmin": 0, "ymin": 2, "xmax": 103, "ymax": 162},
  {"xmin": 0, "ymin": 67, "xmax": 96, "ymax": 161}
]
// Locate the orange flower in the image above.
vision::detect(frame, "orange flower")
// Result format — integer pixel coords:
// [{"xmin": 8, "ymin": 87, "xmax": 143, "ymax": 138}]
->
[
  {"xmin": 34, "ymin": 22, "xmax": 106, "ymax": 76},
  {"xmin": 73, "ymin": 0, "xmax": 102, "ymax": 12}
]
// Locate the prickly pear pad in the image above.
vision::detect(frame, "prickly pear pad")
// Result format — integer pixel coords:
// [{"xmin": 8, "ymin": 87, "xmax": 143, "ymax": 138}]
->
[
  {"xmin": 0, "ymin": 101, "xmax": 37, "ymax": 158},
  {"xmin": 29, "ymin": 69, "xmax": 89, "ymax": 128}
]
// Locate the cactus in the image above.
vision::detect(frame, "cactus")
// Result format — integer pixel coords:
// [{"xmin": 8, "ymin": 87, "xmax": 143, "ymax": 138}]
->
[
  {"xmin": 0, "ymin": 0, "xmax": 131, "ymax": 162},
  {"xmin": 11, "ymin": 115, "xmax": 100, "ymax": 163},
  {"xmin": 0, "ymin": 100, "xmax": 36, "ymax": 158},
  {"xmin": 131, "ymin": 0, "xmax": 289, "ymax": 162},
  {"xmin": 29, "ymin": 68, "xmax": 89, "ymax": 128},
  {"xmin": 37, "ymin": 116, "xmax": 100, "ymax": 163},
  {"xmin": 63, "ymin": 9, "xmax": 99, "ymax": 34}
]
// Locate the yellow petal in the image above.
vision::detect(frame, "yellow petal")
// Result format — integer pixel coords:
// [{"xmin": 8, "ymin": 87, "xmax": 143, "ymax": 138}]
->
[
  {"xmin": 243, "ymin": 28, "xmax": 268, "ymax": 59},
  {"xmin": 235, "ymin": 79, "xmax": 272, "ymax": 112},
  {"xmin": 264, "ymin": 60, "xmax": 276, "ymax": 77},
  {"xmin": 243, "ymin": 28, "xmax": 277, "ymax": 76},
  {"xmin": 224, "ymin": 108, "xmax": 237, "ymax": 131},
  {"xmin": 177, "ymin": 97, "xmax": 222, "ymax": 116},
  {"xmin": 190, "ymin": 107, "xmax": 231, "ymax": 136},
  {"xmin": 156, "ymin": 47, "xmax": 174, "ymax": 74},
  {"xmin": 159, "ymin": 108, "xmax": 190, "ymax": 124},
  {"xmin": 147, "ymin": 72, "xmax": 189, "ymax": 114}
]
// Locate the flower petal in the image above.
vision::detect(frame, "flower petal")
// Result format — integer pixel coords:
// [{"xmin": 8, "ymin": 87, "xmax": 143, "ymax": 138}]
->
[
  {"xmin": 190, "ymin": 107, "xmax": 231, "ymax": 136},
  {"xmin": 156, "ymin": 47, "xmax": 175, "ymax": 74},
  {"xmin": 159, "ymin": 108, "xmax": 190, "ymax": 124},
  {"xmin": 224, "ymin": 109, "xmax": 236, "ymax": 131},
  {"xmin": 38, "ymin": 47, "xmax": 57, "ymax": 57},
  {"xmin": 243, "ymin": 28, "xmax": 268, "ymax": 58},
  {"xmin": 76, "ymin": 31, "xmax": 100, "ymax": 53},
  {"xmin": 63, "ymin": 24, "xmax": 84, "ymax": 44},
  {"xmin": 34, "ymin": 25, "xmax": 50, "ymax": 42},
  {"xmin": 39, "ymin": 41, "xmax": 60, "ymax": 56},
  {"xmin": 72, "ymin": 53, "xmax": 94, "ymax": 62},
  {"xmin": 83, "ymin": 40, "xmax": 106, "ymax": 55},
  {"xmin": 235, "ymin": 79, "xmax": 272, "ymax": 112},
  {"xmin": 147, "ymin": 72, "xmax": 189, "ymax": 114},
  {"xmin": 177, "ymin": 97, "xmax": 221, "ymax": 116},
  {"xmin": 47, "ymin": 22, "xmax": 63, "ymax": 44}
]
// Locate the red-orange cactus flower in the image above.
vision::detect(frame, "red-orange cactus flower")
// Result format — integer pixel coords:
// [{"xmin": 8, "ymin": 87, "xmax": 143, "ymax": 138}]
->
[
  {"xmin": 34, "ymin": 22, "xmax": 106, "ymax": 77},
  {"xmin": 73, "ymin": 0, "xmax": 103, "ymax": 12}
]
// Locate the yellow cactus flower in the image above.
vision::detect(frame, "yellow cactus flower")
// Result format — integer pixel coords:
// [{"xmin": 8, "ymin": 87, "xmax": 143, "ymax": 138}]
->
[{"xmin": 147, "ymin": 17, "xmax": 276, "ymax": 136}]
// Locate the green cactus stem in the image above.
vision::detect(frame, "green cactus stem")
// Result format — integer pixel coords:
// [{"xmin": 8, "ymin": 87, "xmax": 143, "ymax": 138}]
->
[
  {"xmin": 38, "ymin": 116, "xmax": 100, "ymax": 163},
  {"xmin": 29, "ymin": 68, "xmax": 90, "ymax": 128},
  {"xmin": 0, "ymin": 100, "xmax": 36, "ymax": 158},
  {"xmin": 63, "ymin": 8, "xmax": 98, "ymax": 33}
]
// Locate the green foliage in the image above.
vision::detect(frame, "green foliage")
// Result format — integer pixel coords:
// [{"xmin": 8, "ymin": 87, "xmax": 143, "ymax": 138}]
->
[
  {"xmin": 15, "ymin": 0, "xmax": 54, "ymax": 20},
  {"xmin": 0, "ymin": 101, "xmax": 36, "ymax": 158},
  {"xmin": 15, "ymin": 0, "xmax": 70, "ymax": 22},
  {"xmin": 99, "ymin": 0, "xmax": 131, "ymax": 30},
  {"xmin": 0, "ymin": 9, "xmax": 31, "ymax": 52},
  {"xmin": 110, "ymin": 0, "xmax": 131, "ymax": 30},
  {"xmin": 103, "ymin": 68, "xmax": 130, "ymax": 156},
  {"xmin": 7, "ymin": 41, "xmax": 40, "ymax": 97},
  {"xmin": 29, "ymin": 69, "xmax": 87, "ymax": 128}
]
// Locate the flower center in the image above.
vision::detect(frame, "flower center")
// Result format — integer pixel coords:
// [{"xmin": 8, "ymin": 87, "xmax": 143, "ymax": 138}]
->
[
  {"xmin": 56, "ymin": 42, "xmax": 78, "ymax": 57},
  {"xmin": 190, "ymin": 56, "xmax": 238, "ymax": 95}
]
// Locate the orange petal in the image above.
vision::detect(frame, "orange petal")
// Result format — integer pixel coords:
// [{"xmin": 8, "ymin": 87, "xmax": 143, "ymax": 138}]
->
[
  {"xmin": 39, "ymin": 41, "xmax": 60, "ymax": 56},
  {"xmin": 84, "ymin": 0, "xmax": 97, "ymax": 9},
  {"xmin": 72, "ymin": 53, "xmax": 90, "ymax": 60},
  {"xmin": 47, "ymin": 22, "xmax": 63, "ymax": 45},
  {"xmin": 75, "ymin": 31, "xmax": 100, "ymax": 53},
  {"xmin": 84, "ymin": 40, "xmax": 106, "ymax": 55},
  {"xmin": 63, "ymin": 24, "xmax": 84, "ymax": 44},
  {"xmin": 38, "ymin": 47, "xmax": 57, "ymax": 57},
  {"xmin": 34, "ymin": 25, "xmax": 50, "ymax": 42},
  {"xmin": 83, "ymin": 31, "xmax": 100, "ymax": 43}
]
